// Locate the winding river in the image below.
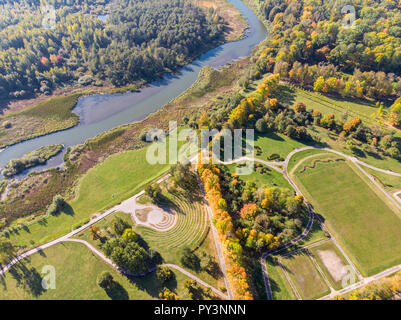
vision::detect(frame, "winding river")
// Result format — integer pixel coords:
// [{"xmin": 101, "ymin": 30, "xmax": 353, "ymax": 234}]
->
[{"xmin": 0, "ymin": 0, "xmax": 267, "ymax": 179}]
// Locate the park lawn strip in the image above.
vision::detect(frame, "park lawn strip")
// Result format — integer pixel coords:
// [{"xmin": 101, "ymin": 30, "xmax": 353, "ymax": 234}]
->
[
  {"xmin": 296, "ymin": 218, "xmax": 328, "ymax": 248},
  {"xmin": 363, "ymin": 167, "xmax": 401, "ymax": 192},
  {"xmin": 286, "ymin": 148, "xmax": 328, "ymax": 173},
  {"xmin": 265, "ymin": 256, "xmax": 297, "ymax": 300},
  {"xmin": 0, "ymin": 241, "xmax": 199, "ymax": 300},
  {"xmin": 280, "ymin": 251, "xmax": 330, "ymax": 300},
  {"xmin": 254, "ymin": 132, "xmax": 307, "ymax": 161},
  {"xmin": 9, "ymin": 146, "xmax": 169, "ymax": 248},
  {"xmin": 226, "ymin": 163, "xmax": 291, "ymax": 189},
  {"xmin": 291, "ymin": 155, "xmax": 401, "ymax": 276},
  {"xmin": 309, "ymin": 241, "xmax": 350, "ymax": 291}
]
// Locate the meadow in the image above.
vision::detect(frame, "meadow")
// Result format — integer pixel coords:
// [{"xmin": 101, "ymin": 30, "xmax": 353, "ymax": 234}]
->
[
  {"xmin": 0, "ymin": 93, "xmax": 83, "ymax": 148},
  {"xmin": 254, "ymin": 132, "xmax": 307, "ymax": 161},
  {"xmin": 226, "ymin": 163, "xmax": 291, "ymax": 189},
  {"xmin": 291, "ymin": 153, "xmax": 401, "ymax": 276},
  {"xmin": 279, "ymin": 251, "xmax": 330, "ymax": 300},
  {"xmin": 265, "ymin": 256, "xmax": 297, "ymax": 300}
]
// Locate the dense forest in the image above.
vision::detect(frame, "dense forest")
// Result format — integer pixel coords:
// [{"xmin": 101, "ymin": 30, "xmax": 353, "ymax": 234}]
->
[
  {"xmin": 235, "ymin": 0, "xmax": 401, "ymax": 127},
  {"xmin": 0, "ymin": 0, "xmax": 224, "ymax": 101}
]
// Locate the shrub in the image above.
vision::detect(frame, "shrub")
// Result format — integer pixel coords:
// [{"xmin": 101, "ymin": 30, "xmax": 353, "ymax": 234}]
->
[
  {"xmin": 180, "ymin": 247, "xmax": 200, "ymax": 270},
  {"xmin": 156, "ymin": 266, "xmax": 173, "ymax": 284},
  {"xmin": 3, "ymin": 121, "xmax": 11, "ymax": 129},
  {"xmin": 255, "ymin": 119, "xmax": 268, "ymax": 133},
  {"xmin": 97, "ymin": 271, "xmax": 114, "ymax": 290}
]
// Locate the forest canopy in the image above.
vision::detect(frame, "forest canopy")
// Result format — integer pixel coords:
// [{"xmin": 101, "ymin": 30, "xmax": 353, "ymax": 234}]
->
[{"xmin": 0, "ymin": 0, "xmax": 225, "ymax": 101}]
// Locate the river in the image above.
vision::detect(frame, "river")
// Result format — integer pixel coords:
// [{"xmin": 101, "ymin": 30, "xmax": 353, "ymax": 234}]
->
[{"xmin": 0, "ymin": 0, "xmax": 267, "ymax": 180}]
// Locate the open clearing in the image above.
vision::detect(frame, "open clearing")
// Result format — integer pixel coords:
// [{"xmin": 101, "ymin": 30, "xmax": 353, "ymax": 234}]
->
[
  {"xmin": 279, "ymin": 251, "xmax": 330, "ymax": 300},
  {"xmin": 0, "ymin": 242, "xmax": 196, "ymax": 300},
  {"xmin": 254, "ymin": 132, "xmax": 307, "ymax": 161},
  {"xmin": 281, "ymin": 84, "xmax": 386, "ymax": 125},
  {"xmin": 291, "ymin": 153, "xmax": 401, "ymax": 276},
  {"xmin": 226, "ymin": 163, "xmax": 291, "ymax": 189}
]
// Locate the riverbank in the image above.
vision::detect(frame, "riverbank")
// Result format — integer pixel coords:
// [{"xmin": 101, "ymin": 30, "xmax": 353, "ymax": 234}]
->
[
  {"xmin": 2, "ymin": 144, "xmax": 64, "ymax": 178},
  {"xmin": 0, "ymin": 0, "xmax": 246, "ymax": 151}
]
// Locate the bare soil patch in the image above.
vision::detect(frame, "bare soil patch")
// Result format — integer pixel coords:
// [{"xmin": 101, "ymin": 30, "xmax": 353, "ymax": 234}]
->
[{"xmin": 316, "ymin": 249, "xmax": 347, "ymax": 282}]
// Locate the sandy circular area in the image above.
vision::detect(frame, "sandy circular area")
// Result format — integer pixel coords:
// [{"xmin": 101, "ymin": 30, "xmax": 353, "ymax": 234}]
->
[{"xmin": 148, "ymin": 209, "xmax": 164, "ymax": 224}]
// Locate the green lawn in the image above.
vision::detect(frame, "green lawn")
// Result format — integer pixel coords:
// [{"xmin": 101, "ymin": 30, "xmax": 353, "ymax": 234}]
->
[
  {"xmin": 286, "ymin": 149, "xmax": 327, "ymax": 173},
  {"xmin": 297, "ymin": 218, "xmax": 328, "ymax": 248},
  {"xmin": 254, "ymin": 132, "xmax": 307, "ymax": 161},
  {"xmin": 0, "ymin": 242, "xmax": 195, "ymax": 300},
  {"xmin": 280, "ymin": 251, "xmax": 330, "ymax": 300},
  {"xmin": 10, "ymin": 146, "xmax": 169, "ymax": 248},
  {"xmin": 364, "ymin": 167, "xmax": 401, "ymax": 192},
  {"xmin": 309, "ymin": 241, "xmax": 350, "ymax": 291},
  {"xmin": 286, "ymin": 85, "xmax": 385, "ymax": 125},
  {"xmin": 291, "ymin": 154, "xmax": 401, "ymax": 276},
  {"xmin": 226, "ymin": 163, "xmax": 291, "ymax": 189},
  {"xmin": 265, "ymin": 256, "xmax": 297, "ymax": 300}
]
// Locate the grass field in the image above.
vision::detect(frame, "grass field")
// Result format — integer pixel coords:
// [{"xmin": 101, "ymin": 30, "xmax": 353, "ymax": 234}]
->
[
  {"xmin": 364, "ymin": 167, "xmax": 401, "ymax": 192},
  {"xmin": 9, "ymin": 146, "xmax": 169, "ymax": 248},
  {"xmin": 280, "ymin": 251, "xmax": 330, "ymax": 300},
  {"xmin": 254, "ymin": 132, "xmax": 308, "ymax": 161},
  {"xmin": 286, "ymin": 149, "xmax": 327, "ymax": 173},
  {"xmin": 291, "ymin": 153, "xmax": 401, "ymax": 276},
  {"xmin": 226, "ymin": 163, "xmax": 291, "ymax": 189},
  {"xmin": 282, "ymin": 85, "xmax": 385, "ymax": 125},
  {"xmin": 0, "ymin": 242, "xmax": 197, "ymax": 300},
  {"xmin": 265, "ymin": 256, "xmax": 297, "ymax": 300},
  {"xmin": 296, "ymin": 218, "xmax": 327, "ymax": 248},
  {"xmin": 309, "ymin": 241, "xmax": 350, "ymax": 290}
]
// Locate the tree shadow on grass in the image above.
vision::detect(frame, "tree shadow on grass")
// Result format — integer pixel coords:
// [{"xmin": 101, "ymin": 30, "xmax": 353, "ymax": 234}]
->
[
  {"xmin": 8, "ymin": 261, "xmax": 45, "ymax": 297},
  {"xmin": 105, "ymin": 281, "xmax": 129, "ymax": 300},
  {"xmin": 37, "ymin": 249, "xmax": 46, "ymax": 258},
  {"xmin": 366, "ymin": 150, "xmax": 383, "ymax": 160},
  {"xmin": 126, "ymin": 270, "xmax": 178, "ymax": 299}
]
